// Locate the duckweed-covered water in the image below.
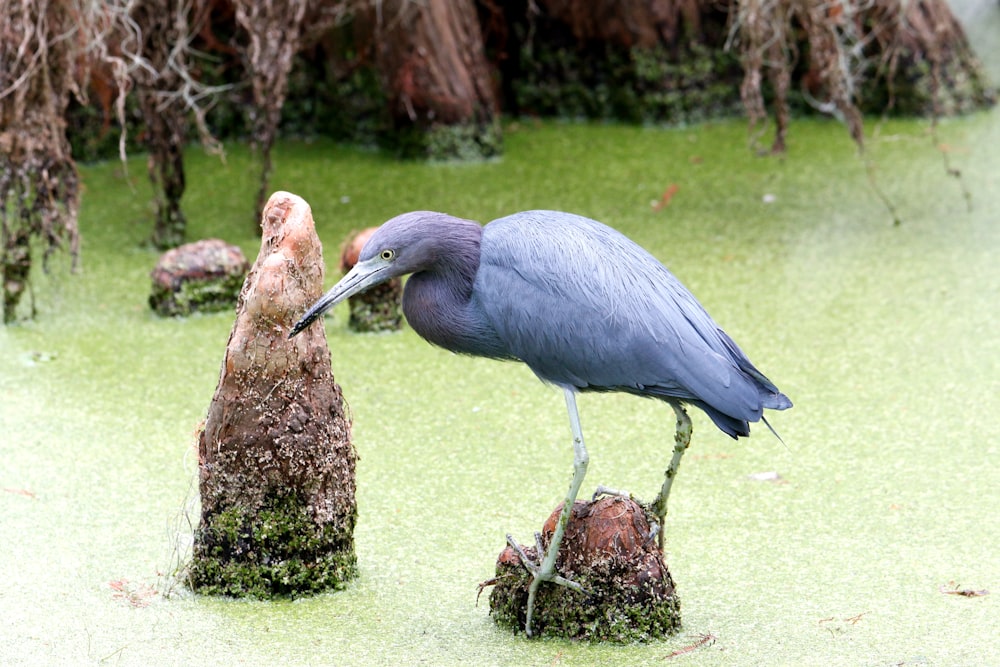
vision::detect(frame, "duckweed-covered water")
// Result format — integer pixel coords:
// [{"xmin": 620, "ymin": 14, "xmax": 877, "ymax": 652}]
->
[{"xmin": 3, "ymin": 17, "xmax": 1000, "ymax": 666}]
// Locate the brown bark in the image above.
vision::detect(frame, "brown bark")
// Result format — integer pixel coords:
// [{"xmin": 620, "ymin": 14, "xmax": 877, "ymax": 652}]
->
[
  {"xmin": 373, "ymin": 0, "xmax": 499, "ymax": 152},
  {"xmin": 191, "ymin": 191, "xmax": 357, "ymax": 597},
  {"xmin": 538, "ymin": 0, "xmax": 705, "ymax": 48}
]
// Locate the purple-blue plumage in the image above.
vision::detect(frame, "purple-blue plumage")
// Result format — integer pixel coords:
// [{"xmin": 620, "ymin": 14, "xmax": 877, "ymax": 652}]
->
[
  {"xmin": 288, "ymin": 208, "xmax": 792, "ymax": 634},
  {"xmin": 346, "ymin": 209, "xmax": 791, "ymax": 438}
]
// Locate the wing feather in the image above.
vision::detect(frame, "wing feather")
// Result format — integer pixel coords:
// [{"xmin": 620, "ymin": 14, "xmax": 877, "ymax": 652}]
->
[{"xmin": 475, "ymin": 211, "xmax": 765, "ymax": 423}]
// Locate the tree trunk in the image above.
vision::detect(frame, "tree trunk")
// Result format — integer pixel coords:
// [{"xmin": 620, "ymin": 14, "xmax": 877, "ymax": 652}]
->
[
  {"xmin": 865, "ymin": 0, "xmax": 996, "ymax": 117},
  {"xmin": 2, "ymin": 227, "xmax": 32, "ymax": 324},
  {"xmin": 234, "ymin": 0, "xmax": 301, "ymax": 223},
  {"xmin": 141, "ymin": 90, "xmax": 189, "ymax": 249},
  {"xmin": 0, "ymin": 0, "xmax": 82, "ymax": 323},
  {"xmin": 190, "ymin": 191, "xmax": 357, "ymax": 597},
  {"xmin": 374, "ymin": 0, "xmax": 501, "ymax": 159},
  {"xmin": 127, "ymin": 0, "xmax": 193, "ymax": 250}
]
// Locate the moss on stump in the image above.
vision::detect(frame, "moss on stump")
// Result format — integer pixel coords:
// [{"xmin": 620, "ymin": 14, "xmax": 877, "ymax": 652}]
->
[
  {"xmin": 189, "ymin": 490, "xmax": 357, "ymax": 597},
  {"xmin": 488, "ymin": 496, "xmax": 681, "ymax": 642},
  {"xmin": 149, "ymin": 239, "xmax": 248, "ymax": 317},
  {"xmin": 347, "ymin": 281, "xmax": 403, "ymax": 333}
]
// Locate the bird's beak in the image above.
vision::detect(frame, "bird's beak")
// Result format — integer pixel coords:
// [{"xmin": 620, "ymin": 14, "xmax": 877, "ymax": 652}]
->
[{"xmin": 288, "ymin": 256, "xmax": 391, "ymax": 337}]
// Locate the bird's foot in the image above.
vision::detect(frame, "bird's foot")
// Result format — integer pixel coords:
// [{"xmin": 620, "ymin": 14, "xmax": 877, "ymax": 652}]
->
[
  {"xmin": 505, "ymin": 533, "xmax": 588, "ymax": 637},
  {"xmin": 505, "ymin": 533, "xmax": 586, "ymax": 591}
]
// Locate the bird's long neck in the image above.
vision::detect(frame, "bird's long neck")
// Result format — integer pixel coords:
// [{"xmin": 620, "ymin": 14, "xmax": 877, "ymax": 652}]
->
[
  {"xmin": 401, "ymin": 216, "xmax": 505, "ymax": 357},
  {"xmin": 422, "ymin": 217, "xmax": 481, "ymax": 301}
]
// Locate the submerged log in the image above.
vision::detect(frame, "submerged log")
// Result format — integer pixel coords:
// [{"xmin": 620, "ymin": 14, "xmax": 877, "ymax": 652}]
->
[
  {"xmin": 189, "ymin": 191, "xmax": 357, "ymax": 597},
  {"xmin": 487, "ymin": 496, "xmax": 681, "ymax": 641}
]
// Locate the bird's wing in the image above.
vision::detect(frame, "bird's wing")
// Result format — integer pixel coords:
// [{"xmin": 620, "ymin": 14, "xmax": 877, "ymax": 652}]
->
[{"xmin": 475, "ymin": 211, "xmax": 765, "ymax": 422}]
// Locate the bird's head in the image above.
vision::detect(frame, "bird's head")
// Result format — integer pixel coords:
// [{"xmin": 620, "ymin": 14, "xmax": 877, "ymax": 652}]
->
[{"xmin": 288, "ymin": 211, "xmax": 471, "ymax": 337}]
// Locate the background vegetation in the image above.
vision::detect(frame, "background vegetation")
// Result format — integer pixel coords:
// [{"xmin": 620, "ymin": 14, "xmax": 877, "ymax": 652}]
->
[{"xmin": 3, "ymin": 0, "xmax": 995, "ymax": 324}]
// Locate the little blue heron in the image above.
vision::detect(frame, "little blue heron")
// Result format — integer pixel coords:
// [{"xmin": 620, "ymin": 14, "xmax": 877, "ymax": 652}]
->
[{"xmin": 290, "ymin": 209, "xmax": 791, "ymax": 636}]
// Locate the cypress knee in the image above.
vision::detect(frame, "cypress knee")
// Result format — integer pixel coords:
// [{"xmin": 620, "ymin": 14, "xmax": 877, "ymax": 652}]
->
[{"xmin": 190, "ymin": 191, "xmax": 357, "ymax": 597}]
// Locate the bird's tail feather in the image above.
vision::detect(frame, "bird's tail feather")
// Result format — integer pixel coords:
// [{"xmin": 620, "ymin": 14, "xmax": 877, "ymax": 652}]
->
[
  {"xmin": 688, "ymin": 400, "xmax": 789, "ymax": 445},
  {"xmin": 717, "ymin": 329, "xmax": 793, "ymax": 412},
  {"xmin": 693, "ymin": 401, "xmax": 750, "ymax": 439},
  {"xmin": 763, "ymin": 391, "xmax": 793, "ymax": 411}
]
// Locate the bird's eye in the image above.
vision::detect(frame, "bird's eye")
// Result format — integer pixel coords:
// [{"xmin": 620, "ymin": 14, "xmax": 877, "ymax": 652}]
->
[{"xmin": 380, "ymin": 249, "xmax": 395, "ymax": 261}]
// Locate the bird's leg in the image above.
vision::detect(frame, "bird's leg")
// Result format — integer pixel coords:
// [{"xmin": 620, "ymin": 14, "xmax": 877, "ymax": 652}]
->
[
  {"xmin": 650, "ymin": 403, "xmax": 692, "ymax": 550},
  {"xmin": 510, "ymin": 387, "xmax": 590, "ymax": 638}
]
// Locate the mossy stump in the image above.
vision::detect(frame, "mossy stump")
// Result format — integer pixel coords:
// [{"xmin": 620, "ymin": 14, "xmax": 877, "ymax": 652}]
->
[
  {"xmin": 487, "ymin": 496, "xmax": 681, "ymax": 642},
  {"xmin": 190, "ymin": 192, "xmax": 358, "ymax": 598},
  {"xmin": 149, "ymin": 239, "xmax": 248, "ymax": 317},
  {"xmin": 190, "ymin": 490, "xmax": 357, "ymax": 597},
  {"xmin": 340, "ymin": 227, "xmax": 403, "ymax": 333}
]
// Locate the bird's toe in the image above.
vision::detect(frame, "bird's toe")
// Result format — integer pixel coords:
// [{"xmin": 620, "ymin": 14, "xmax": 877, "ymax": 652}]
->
[
  {"xmin": 591, "ymin": 483, "xmax": 637, "ymax": 502},
  {"xmin": 505, "ymin": 533, "xmax": 588, "ymax": 594},
  {"xmin": 505, "ymin": 533, "xmax": 540, "ymax": 575}
]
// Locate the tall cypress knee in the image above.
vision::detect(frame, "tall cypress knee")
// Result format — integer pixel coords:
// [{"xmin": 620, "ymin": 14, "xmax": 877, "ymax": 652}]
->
[{"xmin": 190, "ymin": 191, "xmax": 357, "ymax": 597}]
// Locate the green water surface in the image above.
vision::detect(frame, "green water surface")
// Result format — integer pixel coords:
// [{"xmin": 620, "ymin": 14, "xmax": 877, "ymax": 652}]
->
[{"xmin": 2, "ymin": 17, "xmax": 999, "ymax": 665}]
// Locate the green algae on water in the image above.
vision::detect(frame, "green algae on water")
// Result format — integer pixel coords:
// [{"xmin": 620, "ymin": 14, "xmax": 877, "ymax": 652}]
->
[{"xmin": 5, "ymin": 83, "xmax": 1000, "ymax": 664}]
